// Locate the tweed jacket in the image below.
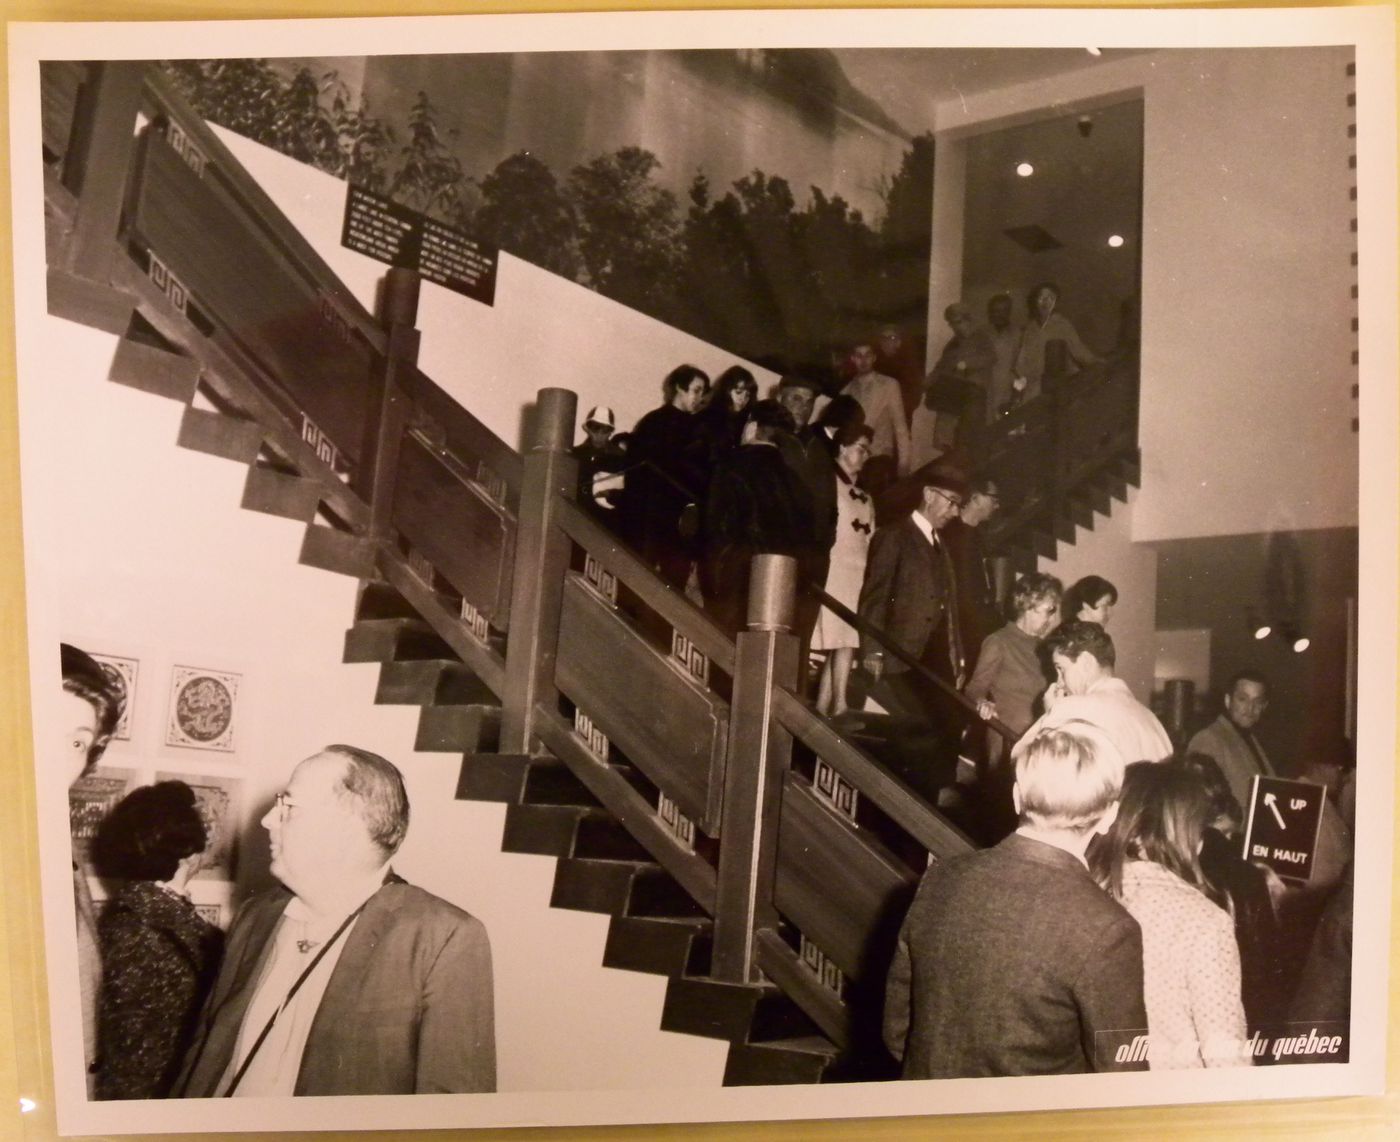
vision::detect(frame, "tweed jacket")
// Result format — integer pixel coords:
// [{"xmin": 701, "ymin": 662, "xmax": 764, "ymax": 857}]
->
[
  {"xmin": 177, "ymin": 877, "xmax": 495, "ymax": 1096},
  {"xmin": 858, "ymin": 515, "xmax": 957, "ymax": 676},
  {"xmin": 884, "ymin": 833, "xmax": 1148, "ymax": 1077},
  {"xmin": 1187, "ymin": 714, "xmax": 1273, "ymax": 814},
  {"xmin": 97, "ymin": 880, "xmax": 223, "ymax": 1099}
]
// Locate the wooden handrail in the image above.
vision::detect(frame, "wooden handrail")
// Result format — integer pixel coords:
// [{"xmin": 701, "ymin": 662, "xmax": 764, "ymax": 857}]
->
[{"xmin": 46, "ymin": 59, "xmax": 1143, "ymax": 1061}]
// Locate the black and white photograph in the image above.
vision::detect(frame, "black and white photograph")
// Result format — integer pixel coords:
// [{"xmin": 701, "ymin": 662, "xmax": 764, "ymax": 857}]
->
[{"xmin": 6, "ymin": 4, "xmax": 1397, "ymax": 1137}]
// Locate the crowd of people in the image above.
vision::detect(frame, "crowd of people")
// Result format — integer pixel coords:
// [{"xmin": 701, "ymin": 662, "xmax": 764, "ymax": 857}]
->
[
  {"xmin": 566, "ymin": 297, "xmax": 1351, "ymax": 1082},
  {"xmin": 52, "ymin": 280, "xmax": 1348, "ymax": 1093}
]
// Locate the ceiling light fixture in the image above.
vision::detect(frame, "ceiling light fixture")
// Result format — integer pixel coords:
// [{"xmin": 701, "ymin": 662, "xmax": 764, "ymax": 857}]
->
[
  {"xmin": 1016, "ymin": 162, "xmax": 1034, "ymax": 177},
  {"xmin": 1108, "ymin": 235, "xmax": 1125, "ymax": 248}
]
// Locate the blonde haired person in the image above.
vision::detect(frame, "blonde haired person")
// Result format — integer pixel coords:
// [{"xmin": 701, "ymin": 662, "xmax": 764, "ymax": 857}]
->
[{"xmin": 884, "ymin": 724, "xmax": 1147, "ymax": 1077}]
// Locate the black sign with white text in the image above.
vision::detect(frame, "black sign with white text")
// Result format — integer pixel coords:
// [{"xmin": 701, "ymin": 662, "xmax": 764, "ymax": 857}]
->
[
  {"xmin": 341, "ymin": 185, "xmax": 497, "ymax": 306},
  {"xmin": 1242, "ymin": 775, "xmax": 1326, "ymax": 882}
]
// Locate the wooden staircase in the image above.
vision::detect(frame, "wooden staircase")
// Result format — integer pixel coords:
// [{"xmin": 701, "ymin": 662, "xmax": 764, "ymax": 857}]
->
[
  {"xmin": 342, "ymin": 580, "xmax": 858, "ymax": 1083},
  {"xmin": 38, "ymin": 59, "xmax": 1141, "ymax": 1089}
]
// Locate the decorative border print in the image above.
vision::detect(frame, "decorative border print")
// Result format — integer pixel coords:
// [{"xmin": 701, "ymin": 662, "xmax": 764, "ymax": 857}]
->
[
  {"xmin": 67, "ymin": 765, "xmax": 138, "ymax": 867},
  {"xmin": 165, "ymin": 664, "xmax": 240, "ymax": 752},
  {"xmin": 155, "ymin": 770, "xmax": 240, "ymax": 882},
  {"xmin": 89, "ymin": 652, "xmax": 138, "ymax": 741}
]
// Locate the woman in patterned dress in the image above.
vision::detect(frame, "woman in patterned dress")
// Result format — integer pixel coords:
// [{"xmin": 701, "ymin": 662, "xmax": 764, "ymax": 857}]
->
[
  {"xmin": 813, "ymin": 423, "xmax": 875, "ymax": 717},
  {"xmin": 91, "ymin": 781, "xmax": 224, "ymax": 1099},
  {"xmin": 1094, "ymin": 761, "xmax": 1250, "ymax": 1070}
]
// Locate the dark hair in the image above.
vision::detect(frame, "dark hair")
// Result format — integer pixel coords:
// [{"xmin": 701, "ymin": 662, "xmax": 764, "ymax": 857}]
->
[
  {"xmin": 987, "ymin": 291, "xmax": 1012, "ymax": 312},
  {"xmin": 833, "ymin": 421, "xmax": 874, "ymax": 448},
  {"xmin": 1027, "ymin": 280, "xmax": 1061, "ymax": 311},
  {"xmin": 777, "ymin": 373, "xmax": 820, "ymax": 396},
  {"xmin": 746, "ymin": 398, "xmax": 796, "ymax": 441},
  {"xmin": 1224, "ymin": 669, "xmax": 1269, "ymax": 700},
  {"xmin": 712, "ymin": 365, "xmax": 757, "ymax": 407},
  {"xmin": 1063, "ymin": 575, "xmax": 1119, "ymax": 620},
  {"xmin": 1094, "ymin": 761, "xmax": 1224, "ymax": 908},
  {"xmin": 324, "ymin": 745, "xmax": 411, "ymax": 857},
  {"xmin": 60, "ymin": 643, "xmax": 123, "ymax": 769},
  {"xmin": 662, "ymin": 364, "xmax": 709, "ymax": 402},
  {"xmin": 91, "ymin": 781, "xmax": 207, "ymax": 882},
  {"xmin": 816, "ymin": 393, "xmax": 865, "ymax": 433},
  {"xmin": 1180, "ymin": 752, "xmax": 1245, "ymax": 833},
  {"xmin": 1044, "ymin": 620, "xmax": 1116, "ymax": 669}
]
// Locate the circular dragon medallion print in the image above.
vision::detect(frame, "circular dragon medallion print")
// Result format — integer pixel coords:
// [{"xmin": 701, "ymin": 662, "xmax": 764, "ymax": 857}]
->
[{"xmin": 175, "ymin": 675, "xmax": 233, "ymax": 743}]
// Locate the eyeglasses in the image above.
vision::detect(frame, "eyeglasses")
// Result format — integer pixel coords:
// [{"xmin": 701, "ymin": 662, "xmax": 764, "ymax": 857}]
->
[
  {"xmin": 272, "ymin": 791, "xmax": 296, "ymax": 817},
  {"xmin": 929, "ymin": 488, "xmax": 965, "ymax": 510}
]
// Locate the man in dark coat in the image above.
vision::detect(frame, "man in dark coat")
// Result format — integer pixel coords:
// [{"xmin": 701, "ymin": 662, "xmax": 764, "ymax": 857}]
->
[
  {"xmin": 941, "ymin": 475, "xmax": 1004, "ymax": 665},
  {"xmin": 619, "ymin": 364, "xmax": 710, "ymax": 592},
  {"xmin": 703, "ymin": 399, "xmax": 812, "ymax": 634},
  {"xmin": 858, "ymin": 470, "xmax": 970, "ymax": 789},
  {"xmin": 884, "ymin": 723, "xmax": 1147, "ymax": 1077},
  {"xmin": 774, "ymin": 375, "xmax": 845, "ymax": 650},
  {"xmin": 569, "ymin": 404, "xmax": 627, "ymax": 518}
]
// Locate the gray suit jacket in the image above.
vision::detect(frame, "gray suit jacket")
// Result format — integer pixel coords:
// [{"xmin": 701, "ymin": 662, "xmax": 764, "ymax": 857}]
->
[
  {"xmin": 178, "ymin": 876, "xmax": 495, "ymax": 1096},
  {"xmin": 884, "ymin": 833, "xmax": 1147, "ymax": 1077}
]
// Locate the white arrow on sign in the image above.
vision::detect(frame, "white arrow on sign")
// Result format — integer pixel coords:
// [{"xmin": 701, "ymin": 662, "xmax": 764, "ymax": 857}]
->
[{"xmin": 1264, "ymin": 792, "xmax": 1286, "ymax": 829}]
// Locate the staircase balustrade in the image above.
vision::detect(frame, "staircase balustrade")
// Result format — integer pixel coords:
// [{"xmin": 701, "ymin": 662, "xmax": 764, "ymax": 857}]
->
[{"xmin": 41, "ymin": 59, "xmax": 1140, "ymax": 1080}]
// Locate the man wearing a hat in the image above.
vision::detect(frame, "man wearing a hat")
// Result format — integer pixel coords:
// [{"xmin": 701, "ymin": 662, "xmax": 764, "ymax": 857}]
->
[
  {"xmin": 571, "ymin": 405, "xmax": 627, "ymax": 515},
  {"xmin": 858, "ymin": 469, "xmax": 970, "ymax": 794}
]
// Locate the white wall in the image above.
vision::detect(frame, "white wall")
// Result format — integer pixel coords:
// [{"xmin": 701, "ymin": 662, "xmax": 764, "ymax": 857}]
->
[
  {"xmin": 214, "ymin": 126, "xmax": 776, "ymax": 451},
  {"xmin": 929, "ymin": 47, "xmax": 1358, "ymax": 542},
  {"xmin": 1038, "ymin": 488, "xmax": 1159, "ymax": 702},
  {"xmin": 22, "ymin": 310, "xmax": 726, "ymax": 1093}
]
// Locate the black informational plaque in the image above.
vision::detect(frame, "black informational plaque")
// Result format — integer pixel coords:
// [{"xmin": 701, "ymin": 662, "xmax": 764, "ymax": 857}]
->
[{"xmin": 341, "ymin": 184, "xmax": 498, "ymax": 306}]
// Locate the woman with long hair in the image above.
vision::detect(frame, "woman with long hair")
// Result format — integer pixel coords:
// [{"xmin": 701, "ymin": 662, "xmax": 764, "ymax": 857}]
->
[
  {"xmin": 1093, "ymin": 761, "xmax": 1250, "ymax": 1069},
  {"xmin": 694, "ymin": 365, "xmax": 757, "ymax": 471}
]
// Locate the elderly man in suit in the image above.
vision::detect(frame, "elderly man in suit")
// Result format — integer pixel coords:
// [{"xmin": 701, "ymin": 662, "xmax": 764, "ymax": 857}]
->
[
  {"xmin": 178, "ymin": 746, "xmax": 495, "ymax": 1097},
  {"xmin": 858, "ymin": 470, "xmax": 969, "ymax": 793},
  {"xmin": 884, "ymin": 723, "xmax": 1148, "ymax": 1077}
]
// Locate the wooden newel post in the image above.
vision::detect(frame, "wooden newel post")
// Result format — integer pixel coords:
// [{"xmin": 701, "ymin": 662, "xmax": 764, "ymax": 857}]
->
[
  {"xmin": 712, "ymin": 553, "xmax": 800, "ymax": 983},
  {"xmin": 500, "ymin": 387, "xmax": 579, "ymax": 754},
  {"xmin": 61, "ymin": 61, "xmax": 146, "ymax": 282},
  {"xmin": 360, "ymin": 268, "xmax": 421, "ymax": 543}
]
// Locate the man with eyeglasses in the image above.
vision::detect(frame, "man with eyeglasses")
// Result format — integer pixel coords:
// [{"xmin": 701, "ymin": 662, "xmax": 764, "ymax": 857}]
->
[
  {"xmin": 943, "ymin": 475, "xmax": 1004, "ymax": 664},
  {"xmin": 177, "ymin": 746, "xmax": 495, "ymax": 1097},
  {"xmin": 858, "ymin": 471, "xmax": 970, "ymax": 795}
]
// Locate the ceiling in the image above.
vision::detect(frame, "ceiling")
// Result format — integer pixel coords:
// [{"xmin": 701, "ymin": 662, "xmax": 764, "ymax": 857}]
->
[{"xmin": 832, "ymin": 48, "xmax": 1147, "ymax": 136}]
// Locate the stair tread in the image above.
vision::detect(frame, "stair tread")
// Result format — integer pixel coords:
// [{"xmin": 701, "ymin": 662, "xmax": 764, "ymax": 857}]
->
[{"xmin": 739, "ymin": 1035, "xmax": 840, "ymax": 1056}]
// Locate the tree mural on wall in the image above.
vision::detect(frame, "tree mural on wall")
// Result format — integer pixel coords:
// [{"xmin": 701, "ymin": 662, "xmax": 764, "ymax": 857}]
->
[{"xmin": 164, "ymin": 58, "xmax": 933, "ymax": 381}]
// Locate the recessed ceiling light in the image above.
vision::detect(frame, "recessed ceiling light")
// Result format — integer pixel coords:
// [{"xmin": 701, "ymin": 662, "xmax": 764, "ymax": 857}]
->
[
  {"xmin": 1293, "ymin": 637, "xmax": 1311, "ymax": 653},
  {"xmin": 1086, "ymin": 47, "xmax": 1103, "ymax": 57},
  {"xmin": 1253, "ymin": 625, "xmax": 1272, "ymax": 640},
  {"xmin": 1108, "ymin": 234, "xmax": 1125, "ymax": 248},
  {"xmin": 1016, "ymin": 162, "xmax": 1034, "ymax": 177}
]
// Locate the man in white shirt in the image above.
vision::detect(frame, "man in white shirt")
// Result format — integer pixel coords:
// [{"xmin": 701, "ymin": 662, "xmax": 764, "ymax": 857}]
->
[
  {"xmin": 178, "ymin": 746, "xmax": 495, "ymax": 1096},
  {"xmin": 1013, "ymin": 621, "xmax": 1173, "ymax": 766},
  {"xmin": 841, "ymin": 340, "xmax": 913, "ymax": 480}
]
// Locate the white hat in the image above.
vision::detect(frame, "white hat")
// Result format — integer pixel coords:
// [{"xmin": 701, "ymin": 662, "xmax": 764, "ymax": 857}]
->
[{"xmin": 583, "ymin": 405, "xmax": 616, "ymax": 430}]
